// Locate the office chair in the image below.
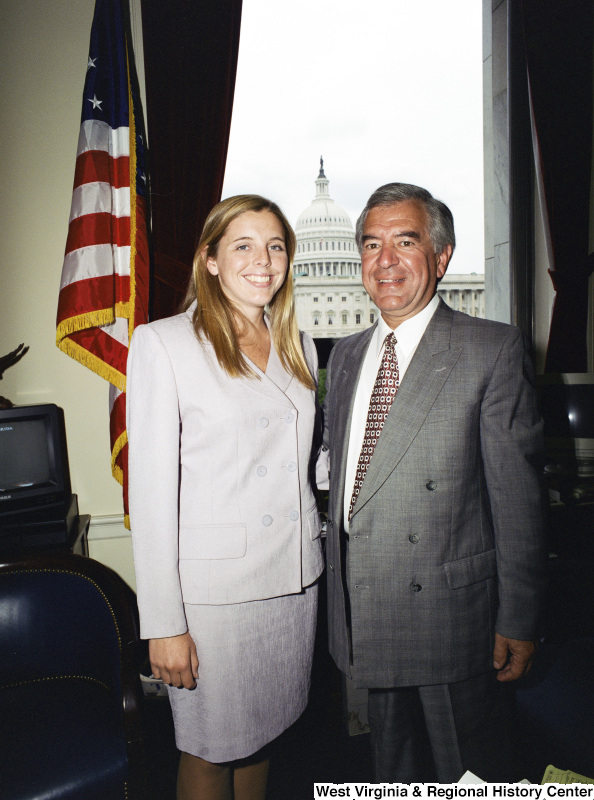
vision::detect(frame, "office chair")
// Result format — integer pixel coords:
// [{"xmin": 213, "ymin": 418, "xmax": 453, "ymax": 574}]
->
[{"xmin": 0, "ymin": 550, "xmax": 148, "ymax": 800}]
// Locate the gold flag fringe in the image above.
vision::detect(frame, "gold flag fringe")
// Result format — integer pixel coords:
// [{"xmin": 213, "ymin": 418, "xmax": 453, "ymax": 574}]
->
[
  {"xmin": 111, "ymin": 429, "xmax": 131, "ymax": 531},
  {"xmin": 111, "ymin": 429, "xmax": 127, "ymax": 484},
  {"xmin": 127, "ymin": 44, "xmax": 138, "ymax": 344},
  {"xmin": 56, "ymin": 333, "xmax": 126, "ymax": 393}
]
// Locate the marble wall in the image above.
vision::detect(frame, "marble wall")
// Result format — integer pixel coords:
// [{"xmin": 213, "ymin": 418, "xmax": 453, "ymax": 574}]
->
[{"xmin": 484, "ymin": 0, "xmax": 512, "ymax": 324}]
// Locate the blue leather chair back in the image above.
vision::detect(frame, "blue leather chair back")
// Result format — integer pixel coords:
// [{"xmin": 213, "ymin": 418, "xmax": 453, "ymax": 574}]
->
[
  {"xmin": 0, "ymin": 552, "xmax": 146, "ymax": 800},
  {"xmin": 0, "ymin": 568, "xmax": 122, "ymax": 693}
]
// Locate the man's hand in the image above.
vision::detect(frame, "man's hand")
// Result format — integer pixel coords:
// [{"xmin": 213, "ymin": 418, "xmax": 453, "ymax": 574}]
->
[
  {"xmin": 493, "ymin": 632, "xmax": 536, "ymax": 682},
  {"xmin": 149, "ymin": 632, "xmax": 199, "ymax": 689}
]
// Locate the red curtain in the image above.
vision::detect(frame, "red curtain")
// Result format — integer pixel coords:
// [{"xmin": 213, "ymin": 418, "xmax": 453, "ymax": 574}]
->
[
  {"xmin": 522, "ymin": 0, "xmax": 594, "ymax": 372},
  {"xmin": 140, "ymin": 0, "xmax": 243, "ymax": 319}
]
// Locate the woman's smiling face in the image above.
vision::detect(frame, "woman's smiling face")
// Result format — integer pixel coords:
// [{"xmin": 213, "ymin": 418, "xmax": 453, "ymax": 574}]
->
[{"xmin": 205, "ymin": 209, "xmax": 289, "ymax": 322}]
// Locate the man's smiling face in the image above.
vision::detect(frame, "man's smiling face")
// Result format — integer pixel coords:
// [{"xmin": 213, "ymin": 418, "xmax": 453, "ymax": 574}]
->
[{"xmin": 360, "ymin": 200, "xmax": 452, "ymax": 329}]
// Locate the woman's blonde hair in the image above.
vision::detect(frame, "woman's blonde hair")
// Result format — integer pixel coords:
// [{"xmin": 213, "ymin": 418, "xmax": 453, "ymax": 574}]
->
[{"xmin": 182, "ymin": 194, "xmax": 315, "ymax": 390}]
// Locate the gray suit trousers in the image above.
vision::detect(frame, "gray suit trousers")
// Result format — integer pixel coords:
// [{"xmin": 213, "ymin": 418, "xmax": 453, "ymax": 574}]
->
[{"xmin": 367, "ymin": 672, "xmax": 515, "ymax": 783}]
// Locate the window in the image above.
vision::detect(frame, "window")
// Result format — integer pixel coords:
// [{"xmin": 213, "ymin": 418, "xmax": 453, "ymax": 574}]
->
[
  {"xmin": 356, "ymin": 313, "xmax": 361, "ymax": 325},
  {"xmin": 313, "ymin": 296, "xmax": 318, "ymax": 302},
  {"xmin": 328, "ymin": 316, "xmax": 333, "ymax": 325},
  {"xmin": 370, "ymin": 312, "xmax": 375, "ymax": 323},
  {"xmin": 342, "ymin": 296, "xmax": 347, "ymax": 302},
  {"xmin": 327, "ymin": 296, "xmax": 333, "ymax": 302},
  {"xmin": 342, "ymin": 313, "xmax": 348, "ymax": 324},
  {"xmin": 221, "ymin": 1, "xmax": 484, "ymax": 331}
]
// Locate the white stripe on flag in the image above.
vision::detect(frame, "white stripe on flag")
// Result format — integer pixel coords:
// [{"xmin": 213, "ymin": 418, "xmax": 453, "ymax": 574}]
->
[
  {"xmin": 100, "ymin": 315, "xmax": 130, "ymax": 348},
  {"xmin": 77, "ymin": 119, "xmax": 130, "ymax": 157},
  {"xmin": 69, "ymin": 183, "xmax": 131, "ymax": 223},
  {"xmin": 109, "ymin": 383, "xmax": 123, "ymax": 415},
  {"xmin": 60, "ymin": 244, "xmax": 132, "ymax": 289}
]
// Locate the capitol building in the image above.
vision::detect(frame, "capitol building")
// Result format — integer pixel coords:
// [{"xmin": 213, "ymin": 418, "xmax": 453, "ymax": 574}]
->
[{"xmin": 292, "ymin": 160, "xmax": 485, "ymax": 339}]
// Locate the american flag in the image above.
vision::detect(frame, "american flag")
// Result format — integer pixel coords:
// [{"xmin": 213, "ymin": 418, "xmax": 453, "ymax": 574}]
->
[{"xmin": 56, "ymin": 0, "xmax": 151, "ymax": 526}]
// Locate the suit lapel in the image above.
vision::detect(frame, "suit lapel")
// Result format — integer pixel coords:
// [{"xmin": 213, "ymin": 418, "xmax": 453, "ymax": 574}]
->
[
  {"xmin": 352, "ymin": 302, "xmax": 462, "ymax": 516},
  {"xmin": 330, "ymin": 325, "xmax": 376, "ymax": 527},
  {"xmin": 185, "ymin": 303, "xmax": 296, "ymax": 408},
  {"xmin": 244, "ymin": 339, "xmax": 297, "ymax": 407}
]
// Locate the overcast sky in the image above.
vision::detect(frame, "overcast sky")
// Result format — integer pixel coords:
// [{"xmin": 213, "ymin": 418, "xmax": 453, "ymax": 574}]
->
[{"xmin": 222, "ymin": 0, "xmax": 484, "ymax": 274}]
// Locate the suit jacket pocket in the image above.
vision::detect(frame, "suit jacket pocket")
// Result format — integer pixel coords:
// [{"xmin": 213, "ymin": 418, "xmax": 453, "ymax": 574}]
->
[
  {"xmin": 444, "ymin": 548, "xmax": 496, "ymax": 589},
  {"xmin": 179, "ymin": 524, "xmax": 247, "ymax": 560},
  {"xmin": 306, "ymin": 503, "xmax": 322, "ymax": 541}
]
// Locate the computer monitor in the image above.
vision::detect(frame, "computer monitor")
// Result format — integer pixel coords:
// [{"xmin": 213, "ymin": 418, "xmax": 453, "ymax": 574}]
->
[
  {"xmin": 0, "ymin": 404, "xmax": 78, "ymax": 546},
  {"xmin": 536, "ymin": 373, "xmax": 594, "ymax": 478}
]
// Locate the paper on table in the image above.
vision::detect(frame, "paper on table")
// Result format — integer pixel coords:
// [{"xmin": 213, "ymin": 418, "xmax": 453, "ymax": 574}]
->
[
  {"xmin": 541, "ymin": 765, "xmax": 594, "ymax": 784},
  {"xmin": 458, "ymin": 771, "xmax": 530, "ymax": 784},
  {"xmin": 458, "ymin": 772, "xmax": 486, "ymax": 783}
]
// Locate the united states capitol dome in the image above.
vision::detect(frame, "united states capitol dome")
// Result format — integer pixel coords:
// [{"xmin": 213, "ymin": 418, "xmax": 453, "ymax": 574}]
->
[
  {"xmin": 295, "ymin": 157, "xmax": 355, "ymax": 235},
  {"xmin": 293, "ymin": 158, "xmax": 360, "ymax": 276},
  {"xmin": 291, "ymin": 158, "xmax": 371, "ymax": 338}
]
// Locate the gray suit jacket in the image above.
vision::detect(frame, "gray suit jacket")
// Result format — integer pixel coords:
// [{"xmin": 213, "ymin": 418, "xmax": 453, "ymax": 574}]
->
[{"xmin": 323, "ymin": 300, "xmax": 547, "ymax": 688}]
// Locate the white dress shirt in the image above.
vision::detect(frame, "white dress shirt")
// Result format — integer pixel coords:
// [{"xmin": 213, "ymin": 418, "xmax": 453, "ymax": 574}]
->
[{"xmin": 343, "ymin": 295, "xmax": 440, "ymax": 529}]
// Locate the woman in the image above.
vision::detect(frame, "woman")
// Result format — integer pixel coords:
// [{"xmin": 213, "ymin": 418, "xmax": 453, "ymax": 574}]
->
[{"xmin": 127, "ymin": 195, "xmax": 324, "ymax": 800}]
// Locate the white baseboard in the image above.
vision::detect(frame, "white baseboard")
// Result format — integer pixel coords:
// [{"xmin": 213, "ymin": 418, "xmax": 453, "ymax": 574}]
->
[
  {"xmin": 87, "ymin": 514, "xmax": 129, "ymax": 540},
  {"xmin": 87, "ymin": 514, "xmax": 136, "ymax": 591}
]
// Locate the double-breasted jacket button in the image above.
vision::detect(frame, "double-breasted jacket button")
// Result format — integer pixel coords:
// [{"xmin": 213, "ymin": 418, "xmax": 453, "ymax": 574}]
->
[
  {"xmin": 257, "ymin": 465, "xmax": 267, "ymax": 477},
  {"xmin": 426, "ymin": 480, "xmax": 437, "ymax": 491},
  {"xmin": 329, "ymin": 563, "xmax": 334, "ymax": 572},
  {"xmin": 262, "ymin": 515, "xmax": 273, "ymax": 527},
  {"xmin": 286, "ymin": 461, "xmax": 297, "ymax": 472},
  {"xmin": 409, "ymin": 534, "xmax": 419, "ymax": 544},
  {"xmin": 285, "ymin": 411, "xmax": 295, "ymax": 423},
  {"xmin": 289, "ymin": 510, "xmax": 299, "ymax": 521},
  {"xmin": 410, "ymin": 582, "xmax": 422, "ymax": 592},
  {"xmin": 259, "ymin": 417, "xmax": 269, "ymax": 428}
]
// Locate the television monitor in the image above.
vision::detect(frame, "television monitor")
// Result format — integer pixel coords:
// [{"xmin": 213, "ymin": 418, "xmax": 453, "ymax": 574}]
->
[
  {"xmin": 536, "ymin": 373, "xmax": 594, "ymax": 478},
  {"xmin": 0, "ymin": 403, "xmax": 78, "ymax": 546}
]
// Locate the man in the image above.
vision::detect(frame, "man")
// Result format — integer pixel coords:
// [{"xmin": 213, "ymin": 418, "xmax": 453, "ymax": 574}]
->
[{"xmin": 322, "ymin": 183, "xmax": 547, "ymax": 783}]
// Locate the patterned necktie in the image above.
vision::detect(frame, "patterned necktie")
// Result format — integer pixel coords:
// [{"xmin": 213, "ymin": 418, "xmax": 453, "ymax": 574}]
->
[{"xmin": 349, "ymin": 332, "xmax": 399, "ymax": 520}]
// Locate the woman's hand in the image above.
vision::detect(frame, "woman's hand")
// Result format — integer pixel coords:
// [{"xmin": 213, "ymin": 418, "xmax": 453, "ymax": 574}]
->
[{"xmin": 149, "ymin": 632, "xmax": 199, "ymax": 689}]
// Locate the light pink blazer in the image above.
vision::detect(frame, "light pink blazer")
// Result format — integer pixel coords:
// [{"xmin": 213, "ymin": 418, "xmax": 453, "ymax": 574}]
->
[{"xmin": 126, "ymin": 304, "xmax": 324, "ymax": 640}]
